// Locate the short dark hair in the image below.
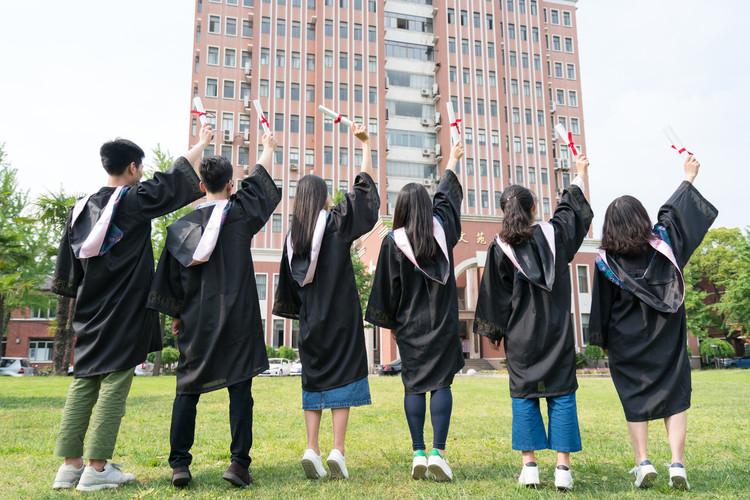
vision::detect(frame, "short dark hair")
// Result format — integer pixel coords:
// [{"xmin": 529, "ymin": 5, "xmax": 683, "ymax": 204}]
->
[
  {"xmin": 393, "ymin": 183, "xmax": 436, "ymax": 266},
  {"xmin": 199, "ymin": 155, "xmax": 233, "ymax": 193},
  {"xmin": 600, "ymin": 195, "xmax": 653, "ymax": 256},
  {"xmin": 499, "ymin": 184, "xmax": 536, "ymax": 245},
  {"xmin": 100, "ymin": 139, "xmax": 145, "ymax": 175}
]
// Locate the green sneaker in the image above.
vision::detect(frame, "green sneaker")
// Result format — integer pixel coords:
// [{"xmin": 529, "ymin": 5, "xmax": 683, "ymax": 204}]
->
[
  {"xmin": 411, "ymin": 450, "xmax": 427, "ymax": 480},
  {"xmin": 427, "ymin": 449, "xmax": 452, "ymax": 482}
]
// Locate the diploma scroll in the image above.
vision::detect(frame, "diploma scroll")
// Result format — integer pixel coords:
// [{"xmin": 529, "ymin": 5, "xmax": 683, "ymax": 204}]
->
[
  {"xmin": 445, "ymin": 102, "xmax": 461, "ymax": 145},
  {"xmin": 555, "ymin": 123, "xmax": 579, "ymax": 157},
  {"xmin": 252, "ymin": 100, "xmax": 272, "ymax": 134},
  {"xmin": 663, "ymin": 126, "xmax": 693, "ymax": 158},
  {"xmin": 317, "ymin": 105, "xmax": 353, "ymax": 128},
  {"xmin": 192, "ymin": 97, "xmax": 209, "ymax": 125}
]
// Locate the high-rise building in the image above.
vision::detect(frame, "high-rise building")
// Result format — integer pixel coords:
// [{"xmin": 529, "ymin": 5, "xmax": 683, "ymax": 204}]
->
[{"xmin": 188, "ymin": 0, "xmax": 598, "ymax": 368}]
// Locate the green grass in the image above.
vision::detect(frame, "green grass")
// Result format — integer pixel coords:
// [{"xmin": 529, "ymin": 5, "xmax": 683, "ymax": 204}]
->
[{"xmin": 1, "ymin": 371, "xmax": 749, "ymax": 498}]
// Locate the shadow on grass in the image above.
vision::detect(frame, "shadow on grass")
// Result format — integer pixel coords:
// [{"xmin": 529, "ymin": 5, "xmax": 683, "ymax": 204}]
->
[{"xmin": 0, "ymin": 395, "xmax": 68, "ymax": 409}]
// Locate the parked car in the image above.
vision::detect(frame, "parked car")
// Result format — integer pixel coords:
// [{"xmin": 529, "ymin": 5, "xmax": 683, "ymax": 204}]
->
[
  {"xmin": 378, "ymin": 358, "xmax": 402, "ymax": 376},
  {"xmin": 727, "ymin": 355, "xmax": 750, "ymax": 369},
  {"xmin": 0, "ymin": 357, "xmax": 34, "ymax": 377},
  {"xmin": 134, "ymin": 361, "xmax": 154, "ymax": 376},
  {"xmin": 290, "ymin": 360, "xmax": 302, "ymax": 376},
  {"xmin": 262, "ymin": 358, "xmax": 292, "ymax": 376}
]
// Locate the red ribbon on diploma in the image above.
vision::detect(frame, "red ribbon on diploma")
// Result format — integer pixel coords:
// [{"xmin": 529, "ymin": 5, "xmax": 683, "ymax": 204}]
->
[
  {"xmin": 450, "ymin": 118, "xmax": 462, "ymax": 134},
  {"xmin": 259, "ymin": 114, "xmax": 271, "ymax": 129},
  {"xmin": 334, "ymin": 115, "xmax": 342, "ymax": 124},
  {"xmin": 671, "ymin": 145, "xmax": 693, "ymax": 156},
  {"xmin": 191, "ymin": 110, "xmax": 216, "ymax": 119},
  {"xmin": 567, "ymin": 132, "xmax": 578, "ymax": 156}
]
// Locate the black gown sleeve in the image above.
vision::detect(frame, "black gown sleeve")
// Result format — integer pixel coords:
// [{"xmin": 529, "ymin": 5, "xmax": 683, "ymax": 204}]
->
[
  {"xmin": 272, "ymin": 243, "xmax": 302, "ymax": 320},
  {"xmin": 330, "ymin": 172, "xmax": 380, "ymax": 243},
  {"xmin": 147, "ymin": 248, "xmax": 184, "ymax": 318},
  {"xmin": 51, "ymin": 211, "xmax": 84, "ymax": 298},
  {"xmin": 235, "ymin": 164, "xmax": 282, "ymax": 233},
  {"xmin": 656, "ymin": 181, "xmax": 718, "ymax": 268},
  {"xmin": 135, "ymin": 157, "xmax": 204, "ymax": 220},
  {"xmin": 588, "ymin": 269, "xmax": 613, "ymax": 349},
  {"xmin": 473, "ymin": 243, "xmax": 515, "ymax": 341},
  {"xmin": 433, "ymin": 169, "xmax": 463, "ymax": 248},
  {"xmin": 365, "ymin": 238, "xmax": 402, "ymax": 330},
  {"xmin": 549, "ymin": 184, "xmax": 593, "ymax": 263}
]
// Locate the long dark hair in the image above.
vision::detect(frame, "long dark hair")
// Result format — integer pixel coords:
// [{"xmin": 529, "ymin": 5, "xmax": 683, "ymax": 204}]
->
[
  {"xmin": 600, "ymin": 195, "xmax": 653, "ymax": 256},
  {"xmin": 393, "ymin": 183, "xmax": 436, "ymax": 267},
  {"xmin": 291, "ymin": 174, "xmax": 328, "ymax": 257},
  {"xmin": 499, "ymin": 185, "xmax": 536, "ymax": 245}
]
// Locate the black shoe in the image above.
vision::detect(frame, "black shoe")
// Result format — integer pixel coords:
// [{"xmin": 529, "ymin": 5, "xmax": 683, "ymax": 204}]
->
[
  {"xmin": 171, "ymin": 466, "xmax": 192, "ymax": 488},
  {"xmin": 223, "ymin": 460, "xmax": 252, "ymax": 487}
]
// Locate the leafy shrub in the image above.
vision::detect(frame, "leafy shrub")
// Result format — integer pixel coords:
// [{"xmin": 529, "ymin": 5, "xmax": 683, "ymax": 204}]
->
[
  {"xmin": 698, "ymin": 338, "xmax": 735, "ymax": 359},
  {"xmin": 277, "ymin": 346, "xmax": 297, "ymax": 361},
  {"xmin": 575, "ymin": 352, "xmax": 586, "ymax": 369},
  {"xmin": 266, "ymin": 345, "xmax": 277, "ymax": 359},
  {"xmin": 585, "ymin": 344, "xmax": 605, "ymax": 360}
]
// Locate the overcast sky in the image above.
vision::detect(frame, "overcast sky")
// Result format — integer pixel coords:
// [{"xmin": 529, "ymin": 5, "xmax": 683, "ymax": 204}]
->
[{"xmin": 1, "ymin": 0, "xmax": 748, "ymax": 237}]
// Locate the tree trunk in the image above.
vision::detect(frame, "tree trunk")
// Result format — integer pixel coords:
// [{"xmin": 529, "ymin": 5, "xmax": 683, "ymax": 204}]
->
[
  {"xmin": 152, "ymin": 313, "xmax": 166, "ymax": 376},
  {"xmin": 52, "ymin": 295, "xmax": 71, "ymax": 375}
]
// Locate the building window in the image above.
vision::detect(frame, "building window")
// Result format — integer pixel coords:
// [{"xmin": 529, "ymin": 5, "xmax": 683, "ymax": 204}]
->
[
  {"xmin": 563, "ymin": 11, "xmax": 572, "ymax": 26},
  {"xmin": 550, "ymin": 9, "xmax": 560, "ymax": 25},
  {"xmin": 565, "ymin": 37, "xmax": 574, "ymax": 53},
  {"xmin": 292, "ymin": 20, "xmax": 301, "ymax": 38},
  {"xmin": 570, "ymin": 118, "xmax": 580, "ymax": 134},
  {"xmin": 306, "ymin": 53, "xmax": 315, "ymax": 70},
  {"xmin": 260, "ymin": 48, "xmax": 270, "ymax": 65},
  {"xmin": 272, "ymin": 214, "xmax": 282, "ymax": 233},
  {"xmin": 275, "ymin": 81, "xmax": 285, "ymax": 99},
  {"xmin": 206, "ymin": 78, "xmax": 218, "ymax": 97},
  {"xmin": 305, "ymin": 148, "xmax": 314, "ymax": 166},
  {"xmin": 273, "ymin": 320, "xmax": 284, "ymax": 348},
  {"xmin": 481, "ymin": 190, "xmax": 489, "ymax": 208},
  {"xmin": 207, "ymin": 46, "xmax": 219, "ymax": 65},
  {"xmin": 276, "ymin": 49, "xmax": 285, "ymax": 67},
  {"xmin": 221, "ymin": 145, "xmax": 232, "ymax": 162},
  {"xmin": 467, "ymin": 189, "xmax": 476, "ymax": 207},
  {"xmin": 567, "ymin": 63, "xmax": 576, "ymax": 80},
  {"xmin": 224, "ymin": 48, "xmax": 236, "ymax": 67},
  {"xmin": 340, "ymin": 21, "xmax": 348, "ymax": 38},
  {"xmin": 226, "ymin": 17, "xmax": 237, "ymax": 36},
  {"xmin": 256, "ymin": 274, "xmax": 267, "ymax": 299},
  {"xmin": 307, "ymin": 22, "xmax": 316, "ymax": 40},
  {"xmin": 209, "ymin": 15, "xmax": 221, "ymax": 33},
  {"xmin": 339, "ymin": 51, "xmax": 348, "ymax": 69},
  {"xmin": 261, "ymin": 16, "xmax": 270, "ymax": 33},
  {"xmin": 528, "ymin": 166, "xmax": 536, "ymax": 184},
  {"xmin": 28, "ymin": 340, "xmax": 54, "ymax": 362}
]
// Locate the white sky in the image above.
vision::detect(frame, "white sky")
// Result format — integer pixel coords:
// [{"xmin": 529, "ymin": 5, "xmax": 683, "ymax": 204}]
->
[{"xmin": 1, "ymin": 0, "xmax": 748, "ymax": 236}]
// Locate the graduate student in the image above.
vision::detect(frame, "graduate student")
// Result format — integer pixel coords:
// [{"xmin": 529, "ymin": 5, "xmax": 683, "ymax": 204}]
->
[
  {"xmin": 272, "ymin": 123, "xmax": 379, "ymax": 480},
  {"xmin": 148, "ymin": 134, "xmax": 282, "ymax": 488},
  {"xmin": 50, "ymin": 123, "xmax": 214, "ymax": 491},
  {"xmin": 589, "ymin": 155, "xmax": 716, "ymax": 490},
  {"xmin": 473, "ymin": 155, "xmax": 593, "ymax": 491},
  {"xmin": 365, "ymin": 141, "xmax": 465, "ymax": 482}
]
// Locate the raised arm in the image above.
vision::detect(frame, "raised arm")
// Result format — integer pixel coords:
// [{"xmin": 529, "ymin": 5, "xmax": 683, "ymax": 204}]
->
[
  {"xmin": 684, "ymin": 155, "xmax": 699, "ymax": 184},
  {"xmin": 570, "ymin": 154, "xmax": 589, "ymax": 194},
  {"xmin": 352, "ymin": 123, "xmax": 373, "ymax": 178},
  {"xmin": 183, "ymin": 122, "xmax": 215, "ymax": 169},
  {"xmin": 444, "ymin": 140, "xmax": 464, "ymax": 173},
  {"xmin": 256, "ymin": 133, "xmax": 278, "ymax": 171}
]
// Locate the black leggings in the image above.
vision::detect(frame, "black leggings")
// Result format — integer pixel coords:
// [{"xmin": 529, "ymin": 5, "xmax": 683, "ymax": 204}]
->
[{"xmin": 404, "ymin": 387, "xmax": 453, "ymax": 451}]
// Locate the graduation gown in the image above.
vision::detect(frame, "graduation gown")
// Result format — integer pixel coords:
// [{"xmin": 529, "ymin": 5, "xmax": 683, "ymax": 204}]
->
[
  {"xmin": 273, "ymin": 172, "xmax": 380, "ymax": 392},
  {"xmin": 147, "ymin": 164, "xmax": 281, "ymax": 394},
  {"xmin": 51, "ymin": 157, "xmax": 204, "ymax": 377},
  {"xmin": 589, "ymin": 181, "xmax": 718, "ymax": 421},
  {"xmin": 474, "ymin": 185, "xmax": 593, "ymax": 399},
  {"xmin": 365, "ymin": 170, "xmax": 465, "ymax": 394}
]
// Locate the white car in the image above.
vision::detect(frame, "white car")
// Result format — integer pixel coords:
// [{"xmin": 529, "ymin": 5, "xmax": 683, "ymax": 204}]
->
[
  {"xmin": 0, "ymin": 357, "xmax": 34, "ymax": 377},
  {"xmin": 262, "ymin": 358, "xmax": 292, "ymax": 376},
  {"xmin": 290, "ymin": 360, "xmax": 302, "ymax": 376}
]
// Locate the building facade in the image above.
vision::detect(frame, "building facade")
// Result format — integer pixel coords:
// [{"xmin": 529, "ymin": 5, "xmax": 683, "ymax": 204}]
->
[{"xmin": 188, "ymin": 0, "xmax": 597, "ymax": 367}]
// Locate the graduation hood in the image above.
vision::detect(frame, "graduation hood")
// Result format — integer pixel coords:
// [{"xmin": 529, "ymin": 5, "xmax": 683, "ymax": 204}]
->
[
  {"xmin": 166, "ymin": 200, "xmax": 231, "ymax": 268},
  {"xmin": 496, "ymin": 222, "xmax": 556, "ymax": 292},
  {"xmin": 390, "ymin": 215, "xmax": 451, "ymax": 285},
  {"xmin": 69, "ymin": 186, "xmax": 130, "ymax": 259}
]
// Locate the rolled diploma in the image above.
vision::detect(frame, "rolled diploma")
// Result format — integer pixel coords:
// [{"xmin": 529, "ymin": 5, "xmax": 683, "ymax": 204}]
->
[
  {"xmin": 252, "ymin": 100, "xmax": 272, "ymax": 134},
  {"xmin": 664, "ymin": 126, "xmax": 691, "ymax": 158},
  {"xmin": 193, "ymin": 97, "xmax": 208, "ymax": 125},
  {"xmin": 555, "ymin": 123, "xmax": 579, "ymax": 156},
  {"xmin": 446, "ymin": 101, "xmax": 459, "ymax": 145},
  {"xmin": 317, "ymin": 105, "xmax": 353, "ymax": 127}
]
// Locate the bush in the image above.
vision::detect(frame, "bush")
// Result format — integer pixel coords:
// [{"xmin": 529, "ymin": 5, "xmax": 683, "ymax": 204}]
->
[
  {"xmin": 277, "ymin": 346, "xmax": 297, "ymax": 361},
  {"xmin": 266, "ymin": 345, "xmax": 277, "ymax": 359},
  {"xmin": 162, "ymin": 347, "xmax": 180, "ymax": 366},
  {"xmin": 585, "ymin": 344, "xmax": 605, "ymax": 360},
  {"xmin": 698, "ymin": 338, "xmax": 735, "ymax": 359},
  {"xmin": 575, "ymin": 352, "xmax": 586, "ymax": 369}
]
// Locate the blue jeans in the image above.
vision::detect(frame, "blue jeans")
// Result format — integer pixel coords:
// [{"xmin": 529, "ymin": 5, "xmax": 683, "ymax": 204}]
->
[{"xmin": 511, "ymin": 393, "xmax": 582, "ymax": 453}]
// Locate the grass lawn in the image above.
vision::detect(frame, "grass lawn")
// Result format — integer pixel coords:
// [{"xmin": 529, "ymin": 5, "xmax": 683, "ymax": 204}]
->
[{"xmin": 1, "ymin": 370, "xmax": 749, "ymax": 499}]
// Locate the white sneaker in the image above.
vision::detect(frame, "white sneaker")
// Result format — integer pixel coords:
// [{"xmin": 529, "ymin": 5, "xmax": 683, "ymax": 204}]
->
[
  {"xmin": 554, "ymin": 466, "xmax": 574, "ymax": 491},
  {"xmin": 427, "ymin": 449, "xmax": 452, "ymax": 482},
  {"xmin": 75, "ymin": 463, "xmax": 135, "ymax": 491},
  {"xmin": 411, "ymin": 450, "xmax": 428, "ymax": 480},
  {"xmin": 52, "ymin": 462, "xmax": 85, "ymax": 489},
  {"xmin": 518, "ymin": 462, "xmax": 539, "ymax": 487},
  {"xmin": 326, "ymin": 449, "xmax": 349, "ymax": 479},
  {"xmin": 301, "ymin": 449, "xmax": 327, "ymax": 479},
  {"xmin": 629, "ymin": 460, "xmax": 657, "ymax": 488},
  {"xmin": 665, "ymin": 462, "xmax": 690, "ymax": 490}
]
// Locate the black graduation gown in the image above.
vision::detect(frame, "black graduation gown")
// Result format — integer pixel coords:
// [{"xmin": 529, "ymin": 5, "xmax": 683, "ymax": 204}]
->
[
  {"xmin": 273, "ymin": 172, "xmax": 380, "ymax": 392},
  {"xmin": 474, "ymin": 185, "xmax": 593, "ymax": 399},
  {"xmin": 589, "ymin": 181, "xmax": 718, "ymax": 421},
  {"xmin": 147, "ymin": 164, "xmax": 281, "ymax": 394},
  {"xmin": 365, "ymin": 170, "xmax": 465, "ymax": 394},
  {"xmin": 51, "ymin": 157, "xmax": 204, "ymax": 377}
]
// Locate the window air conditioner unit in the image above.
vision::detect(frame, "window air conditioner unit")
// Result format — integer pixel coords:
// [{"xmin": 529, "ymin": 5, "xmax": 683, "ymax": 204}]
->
[
  {"xmin": 243, "ymin": 165, "xmax": 249, "ymax": 176},
  {"xmin": 244, "ymin": 97, "xmax": 251, "ymax": 109},
  {"xmin": 432, "ymin": 83, "xmax": 439, "ymax": 97},
  {"xmin": 289, "ymin": 161, "xmax": 298, "ymax": 171},
  {"xmin": 551, "ymin": 130, "xmax": 558, "ymax": 140},
  {"xmin": 434, "ymin": 111, "xmax": 441, "ymax": 124},
  {"xmin": 384, "ymin": 77, "xmax": 389, "ymax": 89},
  {"xmin": 385, "ymin": 108, "xmax": 389, "ymax": 121},
  {"xmin": 553, "ymin": 159, "xmax": 560, "ymax": 170},
  {"xmin": 422, "ymin": 179, "xmax": 434, "ymax": 186},
  {"xmin": 434, "ymin": 144, "xmax": 442, "ymax": 157},
  {"xmin": 420, "ymin": 88, "xmax": 431, "ymax": 97},
  {"xmin": 242, "ymin": 130, "xmax": 249, "ymax": 141},
  {"xmin": 422, "ymin": 149, "xmax": 432, "ymax": 157},
  {"xmin": 550, "ymin": 101, "xmax": 557, "ymax": 113},
  {"xmin": 561, "ymin": 159, "xmax": 569, "ymax": 170},
  {"xmin": 244, "ymin": 63, "xmax": 251, "ymax": 77},
  {"xmin": 223, "ymin": 130, "xmax": 233, "ymax": 142},
  {"xmin": 420, "ymin": 118, "xmax": 430, "ymax": 127}
]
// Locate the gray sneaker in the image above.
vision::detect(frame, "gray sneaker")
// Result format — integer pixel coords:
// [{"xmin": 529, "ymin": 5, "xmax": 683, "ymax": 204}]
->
[
  {"xmin": 52, "ymin": 463, "xmax": 85, "ymax": 489},
  {"xmin": 76, "ymin": 463, "xmax": 136, "ymax": 491}
]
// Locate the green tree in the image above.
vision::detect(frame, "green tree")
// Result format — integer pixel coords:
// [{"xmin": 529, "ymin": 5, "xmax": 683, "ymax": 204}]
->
[{"xmin": 717, "ymin": 229, "xmax": 750, "ymax": 343}]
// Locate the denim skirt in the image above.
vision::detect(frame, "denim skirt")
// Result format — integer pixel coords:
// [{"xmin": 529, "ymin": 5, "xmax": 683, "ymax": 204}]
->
[{"xmin": 302, "ymin": 376, "xmax": 371, "ymax": 410}]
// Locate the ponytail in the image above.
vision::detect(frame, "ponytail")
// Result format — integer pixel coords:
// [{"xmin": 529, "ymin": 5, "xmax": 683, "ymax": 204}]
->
[{"xmin": 499, "ymin": 185, "xmax": 535, "ymax": 245}]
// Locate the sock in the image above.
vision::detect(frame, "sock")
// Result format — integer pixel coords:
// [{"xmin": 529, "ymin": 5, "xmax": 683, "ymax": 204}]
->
[
  {"xmin": 525, "ymin": 461, "xmax": 537, "ymax": 467},
  {"xmin": 640, "ymin": 460, "xmax": 652, "ymax": 466},
  {"xmin": 556, "ymin": 465, "xmax": 570, "ymax": 471}
]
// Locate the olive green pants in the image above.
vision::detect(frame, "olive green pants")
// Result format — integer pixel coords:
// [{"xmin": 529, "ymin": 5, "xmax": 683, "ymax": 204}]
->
[{"xmin": 54, "ymin": 368, "xmax": 134, "ymax": 460}]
